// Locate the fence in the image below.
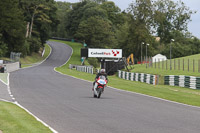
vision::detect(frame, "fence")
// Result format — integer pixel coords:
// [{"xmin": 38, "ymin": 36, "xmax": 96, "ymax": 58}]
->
[
  {"xmin": 69, "ymin": 64, "xmax": 94, "ymax": 74},
  {"xmin": 141, "ymin": 57, "xmax": 200, "ymax": 73},
  {"xmin": 4, "ymin": 62, "xmax": 20, "ymax": 72},
  {"xmin": 118, "ymin": 70, "xmax": 158, "ymax": 85},
  {"xmin": 10, "ymin": 52, "xmax": 21, "ymax": 62},
  {"xmin": 164, "ymin": 75, "xmax": 200, "ymax": 89}
]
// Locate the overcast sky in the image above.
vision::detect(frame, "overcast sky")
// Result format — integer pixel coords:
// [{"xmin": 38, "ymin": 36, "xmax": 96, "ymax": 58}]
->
[{"xmin": 55, "ymin": 0, "xmax": 200, "ymax": 39}]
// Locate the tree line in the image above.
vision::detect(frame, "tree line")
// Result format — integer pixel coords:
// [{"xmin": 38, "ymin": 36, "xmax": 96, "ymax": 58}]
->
[
  {"xmin": 0, "ymin": 0, "xmax": 200, "ymax": 61},
  {"xmin": 0, "ymin": 0, "xmax": 58, "ymax": 57},
  {"xmin": 53, "ymin": 0, "xmax": 200, "ymax": 60}
]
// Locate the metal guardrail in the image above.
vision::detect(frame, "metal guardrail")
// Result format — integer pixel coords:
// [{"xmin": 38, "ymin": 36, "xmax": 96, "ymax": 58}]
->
[
  {"xmin": 69, "ymin": 64, "xmax": 94, "ymax": 74},
  {"xmin": 0, "ymin": 62, "xmax": 20, "ymax": 73},
  {"xmin": 118, "ymin": 70, "xmax": 158, "ymax": 85},
  {"xmin": 164, "ymin": 75, "xmax": 200, "ymax": 89}
]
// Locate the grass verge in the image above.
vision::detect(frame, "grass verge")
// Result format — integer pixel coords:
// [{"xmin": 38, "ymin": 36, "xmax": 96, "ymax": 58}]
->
[
  {"xmin": 20, "ymin": 44, "xmax": 51, "ymax": 68},
  {"xmin": 0, "ymin": 73, "xmax": 8, "ymax": 85},
  {"xmin": 0, "ymin": 44, "xmax": 52, "ymax": 133},
  {"xmin": 0, "ymin": 101, "xmax": 52, "ymax": 133},
  {"xmin": 130, "ymin": 54, "xmax": 200, "ymax": 77},
  {"xmin": 53, "ymin": 39, "xmax": 200, "ymax": 107}
]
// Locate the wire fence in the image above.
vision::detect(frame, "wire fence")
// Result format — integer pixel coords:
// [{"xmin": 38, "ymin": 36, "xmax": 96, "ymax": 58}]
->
[
  {"xmin": 10, "ymin": 52, "xmax": 21, "ymax": 62},
  {"xmin": 142, "ymin": 57, "xmax": 200, "ymax": 73}
]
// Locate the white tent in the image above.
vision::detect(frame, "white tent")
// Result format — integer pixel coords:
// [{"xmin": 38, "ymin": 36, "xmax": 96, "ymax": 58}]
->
[{"xmin": 152, "ymin": 54, "xmax": 167, "ymax": 63}]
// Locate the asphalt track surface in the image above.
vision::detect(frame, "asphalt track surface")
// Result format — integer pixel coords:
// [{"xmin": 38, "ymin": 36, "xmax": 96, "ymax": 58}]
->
[{"xmin": 9, "ymin": 41, "xmax": 200, "ymax": 133}]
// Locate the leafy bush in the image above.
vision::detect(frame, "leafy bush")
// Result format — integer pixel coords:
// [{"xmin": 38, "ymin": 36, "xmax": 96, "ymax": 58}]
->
[
  {"xmin": 27, "ymin": 37, "xmax": 41, "ymax": 54},
  {"xmin": 87, "ymin": 58, "xmax": 99, "ymax": 68},
  {"xmin": 0, "ymin": 34, "xmax": 8, "ymax": 57},
  {"xmin": 0, "ymin": 42, "xmax": 7, "ymax": 57}
]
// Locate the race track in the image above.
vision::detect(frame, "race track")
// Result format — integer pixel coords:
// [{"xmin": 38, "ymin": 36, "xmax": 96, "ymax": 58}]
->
[{"xmin": 10, "ymin": 41, "xmax": 200, "ymax": 133}]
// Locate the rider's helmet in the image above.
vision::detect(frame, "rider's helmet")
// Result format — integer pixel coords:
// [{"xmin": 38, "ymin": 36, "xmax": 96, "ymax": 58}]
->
[{"xmin": 100, "ymin": 69, "xmax": 106, "ymax": 74}]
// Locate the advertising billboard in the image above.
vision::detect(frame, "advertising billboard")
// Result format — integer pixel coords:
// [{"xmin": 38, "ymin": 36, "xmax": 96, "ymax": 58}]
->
[{"xmin": 88, "ymin": 48, "xmax": 122, "ymax": 58}]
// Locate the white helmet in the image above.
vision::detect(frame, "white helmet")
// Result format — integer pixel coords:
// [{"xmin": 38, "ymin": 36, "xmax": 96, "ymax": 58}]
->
[{"xmin": 100, "ymin": 69, "xmax": 105, "ymax": 74}]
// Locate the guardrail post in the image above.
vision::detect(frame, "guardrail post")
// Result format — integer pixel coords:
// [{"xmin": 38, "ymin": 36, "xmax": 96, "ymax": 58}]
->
[
  {"xmin": 174, "ymin": 59, "xmax": 176, "ymax": 70},
  {"xmin": 193, "ymin": 59, "xmax": 195, "ymax": 72},
  {"xmin": 199, "ymin": 60, "xmax": 200, "ymax": 73}
]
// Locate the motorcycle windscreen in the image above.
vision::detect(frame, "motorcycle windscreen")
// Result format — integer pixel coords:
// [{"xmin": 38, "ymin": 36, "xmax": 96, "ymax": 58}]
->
[{"xmin": 99, "ymin": 75, "xmax": 106, "ymax": 80}]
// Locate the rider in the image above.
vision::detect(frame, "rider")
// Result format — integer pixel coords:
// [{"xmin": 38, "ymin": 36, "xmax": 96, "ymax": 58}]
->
[{"xmin": 93, "ymin": 68, "xmax": 108, "ymax": 91}]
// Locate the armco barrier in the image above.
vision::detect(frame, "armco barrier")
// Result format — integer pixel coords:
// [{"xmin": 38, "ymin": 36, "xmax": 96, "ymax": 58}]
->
[
  {"xmin": 164, "ymin": 75, "xmax": 200, "ymax": 89},
  {"xmin": 118, "ymin": 70, "xmax": 158, "ymax": 85},
  {"xmin": 69, "ymin": 64, "xmax": 94, "ymax": 74},
  {"xmin": 4, "ymin": 62, "xmax": 20, "ymax": 72}
]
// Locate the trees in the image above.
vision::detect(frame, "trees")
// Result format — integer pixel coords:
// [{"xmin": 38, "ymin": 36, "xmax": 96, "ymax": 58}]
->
[
  {"xmin": 0, "ymin": 0, "xmax": 26, "ymax": 56},
  {"xmin": 64, "ymin": 0, "xmax": 122, "ymax": 48},
  {"xmin": 0, "ymin": 34, "xmax": 8, "ymax": 57},
  {"xmin": 153, "ymin": 0, "xmax": 195, "ymax": 43},
  {"xmin": 19, "ymin": 0, "xmax": 58, "ymax": 55},
  {"xmin": 100, "ymin": 1, "xmax": 121, "ymax": 26},
  {"xmin": 0, "ymin": 0, "xmax": 198, "ymax": 59},
  {"xmin": 75, "ymin": 16, "xmax": 116, "ymax": 48},
  {"xmin": 0, "ymin": 0, "xmax": 58, "ymax": 57},
  {"xmin": 56, "ymin": 0, "xmax": 199, "ymax": 59},
  {"xmin": 53, "ymin": 2, "xmax": 71, "ymax": 38},
  {"xmin": 121, "ymin": 0, "xmax": 155, "ymax": 58},
  {"xmin": 65, "ymin": 1, "xmax": 90, "ymax": 38}
]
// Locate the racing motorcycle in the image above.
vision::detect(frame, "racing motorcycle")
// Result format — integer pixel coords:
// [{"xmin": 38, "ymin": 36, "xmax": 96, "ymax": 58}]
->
[{"xmin": 93, "ymin": 75, "xmax": 107, "ymax": 98}]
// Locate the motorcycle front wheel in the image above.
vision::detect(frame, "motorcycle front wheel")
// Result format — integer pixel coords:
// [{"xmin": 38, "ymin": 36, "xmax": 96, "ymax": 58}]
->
[{"xmin": 97, "ymin": 88, "xmax": 102, "ymax": 98}]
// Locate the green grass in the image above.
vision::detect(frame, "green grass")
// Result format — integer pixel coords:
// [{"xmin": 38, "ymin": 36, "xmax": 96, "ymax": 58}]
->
[
  {"xmin": 20, "ymin": 44, "xmax": 51, "ymax": 68},
  {"xmin": 0, "ymin": 44, "xmax": 52, "ymax": 133},
  {"xmin": 108, "ymin": 77, "xmax": 200, "ymax": 106},
  {"xmin": 51, "ymin": 40, "xmax": 90, "ymax": 73},
  {"xmin": 0, "ymin": 44, "xmax": 51, "ymax": 84},
  {"xmin": 53, "ymin": 39, "xmax": 200, "ymax": 107},
  {"xmin": 0, "ymin": 101, "xmax": 52, "ymax": 133},
  {"xmin": 0, "ymin": 73, "xmax": 8, "ymax": 85},
  {"xmin": 131, "ymin": 54, "xmax": 200, "ymax": 77},
  {"xmin": 0, "ymin": 44, "xmax": 51, "ymax": 68}
]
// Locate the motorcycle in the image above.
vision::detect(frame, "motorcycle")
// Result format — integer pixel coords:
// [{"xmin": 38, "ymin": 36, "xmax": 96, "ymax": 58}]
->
[{"xmin": 93, "ymin": 75, "xmax": 107, "ymax": 98}]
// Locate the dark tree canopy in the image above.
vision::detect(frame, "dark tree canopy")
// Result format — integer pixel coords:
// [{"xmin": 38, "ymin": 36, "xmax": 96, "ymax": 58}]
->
[
  {"xmin": 0, "ymin": 0, "xmax": 199, "ymax": 60},
  {"xmin": 0, "ymin": 0, "xmax": 58, "ymax": 57},
  {"xmin": 0, "ymin": 0, "xmax": 25, "ymax": 56}
]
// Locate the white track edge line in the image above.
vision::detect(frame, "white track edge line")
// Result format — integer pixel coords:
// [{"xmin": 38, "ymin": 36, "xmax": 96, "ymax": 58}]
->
[
  {"xmin": 52, "ymin": 42, "xmax": 200, "ymax": 110},
  {"xmin": 19, "ymin": 43, "xmax": 52, "ymax": 70},
  {"xmin": 14, "ymin": 101, "xmax": 58, "ymax": 133},
  {"xmin": 54, "ymin": 70, "xmax": 200, "ymax": 110},
  {"xmin": 57, "ymin": 42, "xmax": 73, "ymax": 68},
  {"xmin": 0, "ymin": 98, "xmax": 12, "ymax": 102},
  {"xmin": 7, "ymin": 45, "xmax": 58, "ymax": 133},
  {"xmin": 53, "ymin": 42, "xmax": 73, "ymax": 72},
  {"xmin": 0, "ymin": 98, "xmax": 58, "ymax": 133},
  {"xmin": 0, "ymin": 75, "xmax": 8, "ymax": 86}
]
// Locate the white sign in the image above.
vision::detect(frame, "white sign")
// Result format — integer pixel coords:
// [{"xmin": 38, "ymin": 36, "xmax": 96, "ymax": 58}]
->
[{"xmin": 88, "ymin": 48, "xmax": 122, "ymax": 58}]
